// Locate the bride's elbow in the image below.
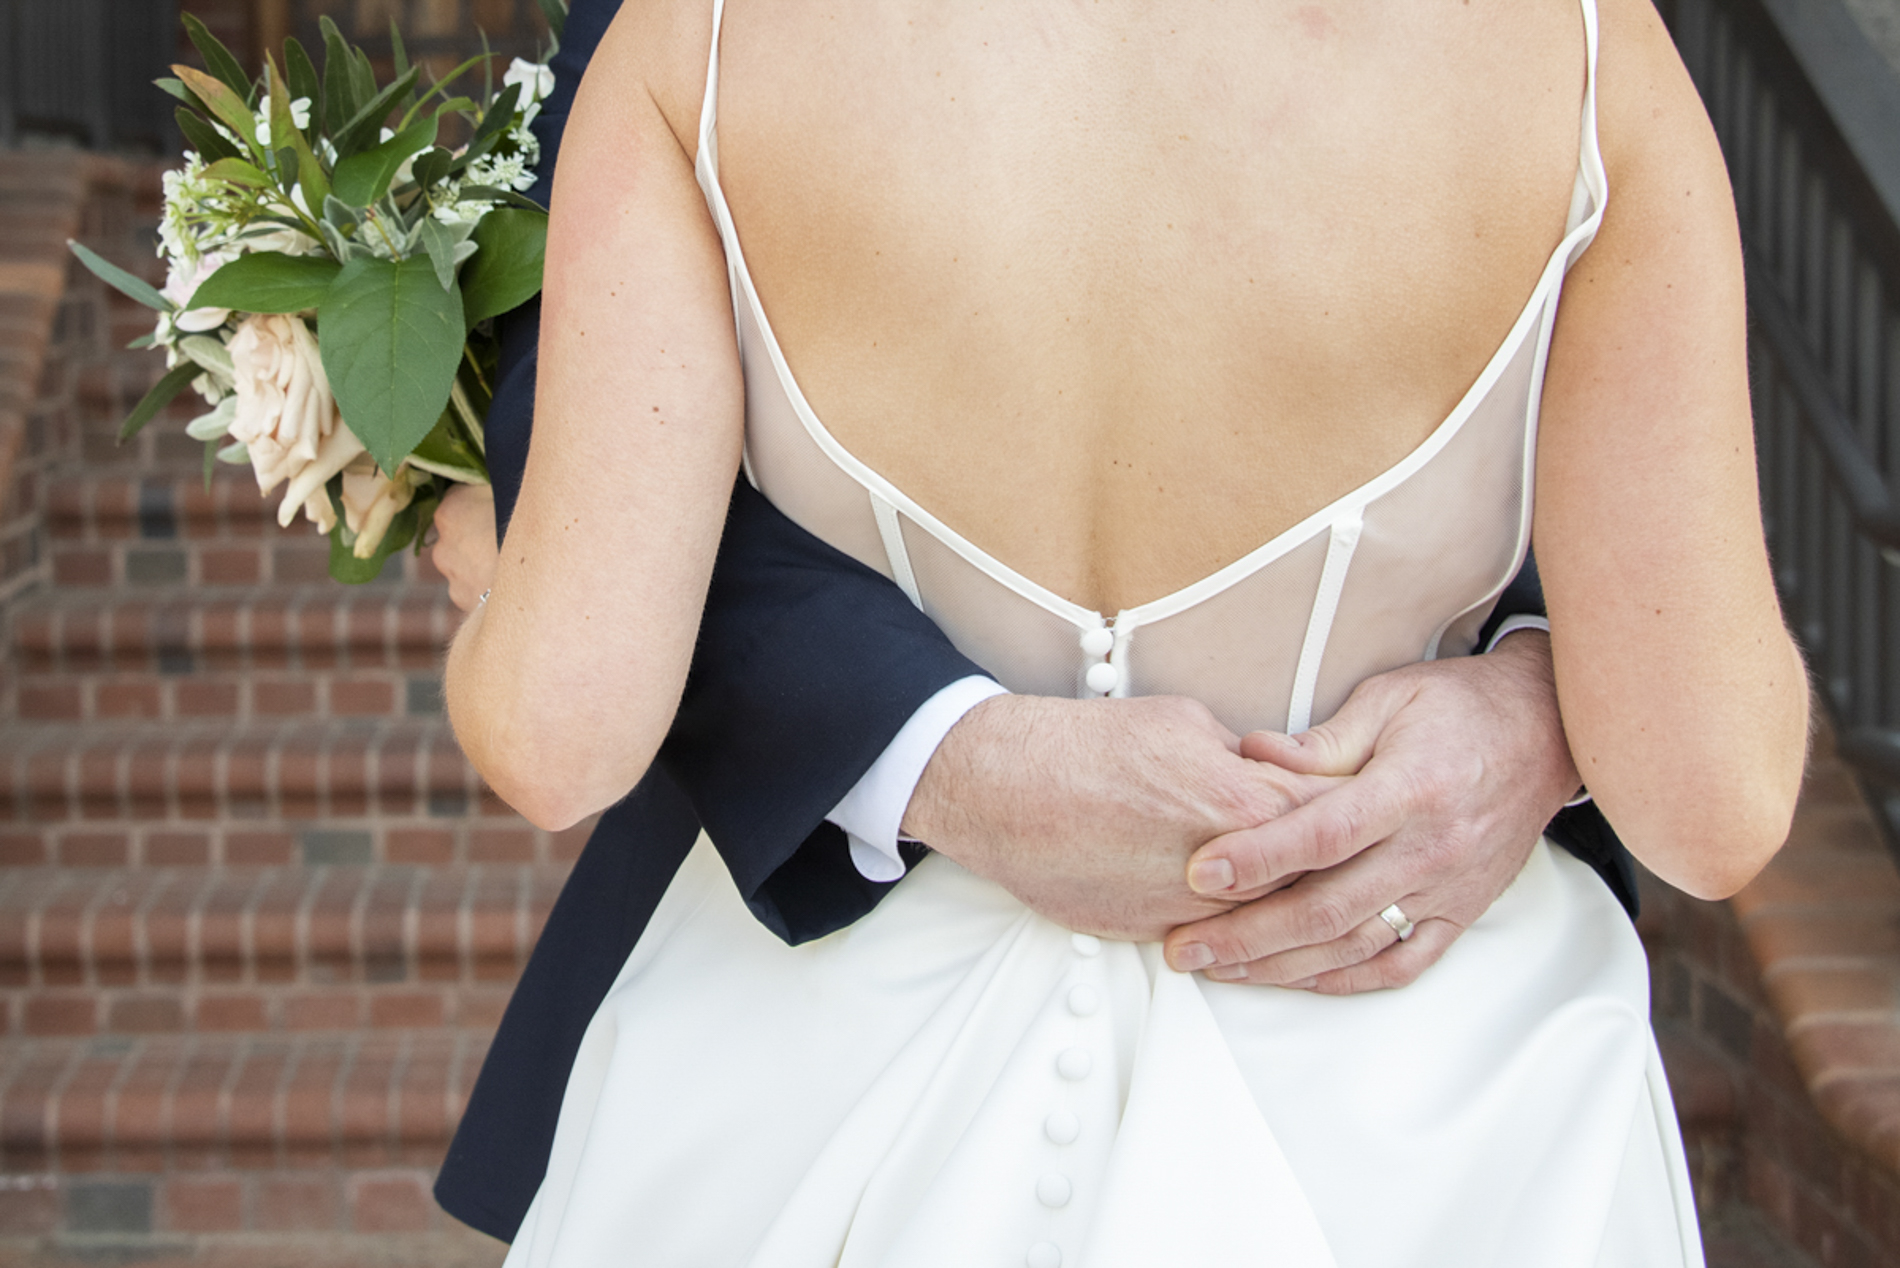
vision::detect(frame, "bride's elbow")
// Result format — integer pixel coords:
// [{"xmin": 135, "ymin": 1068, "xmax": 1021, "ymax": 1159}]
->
[
  {"xmin": 446, "ymin": 679, "xmax": 653, "ymax": 834},
  {"xmin": 1622, "ymin": 759, "xmax": 1806, "ymax": 901}
]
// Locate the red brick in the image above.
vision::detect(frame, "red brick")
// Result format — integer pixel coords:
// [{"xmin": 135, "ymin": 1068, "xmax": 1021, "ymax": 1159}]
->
[
  {"xmin": 106, "ymin": 996, "xmax": 184, "ymax": 1033},
  {"xmin": 161, "ymin": 1174, "xmax": 243, "ymax": 1232},
  {"xmin": 58, "ymin": 831, "xmax": 128, "ymax": 867},
  {"xmin": 0, "ymin": 1180, "xmax": 60, "ymax": 1233},
  {"xmin": 193, "ymin": 993, "xmax": 270, "ymax": 1031},
  {"xmin": 283, "ymin": 992, "xmax": 360, "ymax": 1031},
  {"xmin": 368, "ymin": 992, "xmax": 444, "ymax": 1029},
  {"xmin": 22, "ymin": 995, "xmax": 96, "ymax": 1035},
  {"xmin": 173, "ymin": 679, "xmax": 238, "ymax": 716},
  {"xmin": 17, "ymin": 683, "xmax": 80, "ymax": 720},
  {"xmin": 470, "ymin": 827, "xmax": 534, "ymax": 863},
  {"xmin": 224, "ymin": 829, "xmax": 293, "ymax": 866},
  {"xmin": 385, "ymin": 827, "xmax": 454, "ymax": 864},
  {"xmin": 145, "ymin": 830, "xmax": 209, "ymax": 866},
  {"xmin": 95, "ymin": 680, "xmax": 162, "ymax": 719},
  {"xmin": 254, "ymin": 679, "xmax": 316, "ymax": 716},
  {"xmin": 329, "ymin": 677, "xmax": 395, "ymax": 716},
  {"xmin": 0, "ymin": 831, "xmax": 49, "ymax": 866},
  {"xmin": 348, "ymin": 1171, "xmax": 434, "ymax": 1232},
  {"xmin": 197, "ymin": 546, "xmax": 261, "ymax": 585},
  {"xmin": 52, "ymin": 548, "xmax": 110, "ymax": 585},
  {"xmin": 253, "ymin": 1174, "xmax": 338, "ymax": 1232}
]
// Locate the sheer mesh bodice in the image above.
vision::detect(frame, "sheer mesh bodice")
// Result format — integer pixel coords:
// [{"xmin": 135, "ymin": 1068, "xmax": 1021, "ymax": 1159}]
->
[{"xmin": 696, "ymin": 1, "xmax": 1605, "ymax": 737}]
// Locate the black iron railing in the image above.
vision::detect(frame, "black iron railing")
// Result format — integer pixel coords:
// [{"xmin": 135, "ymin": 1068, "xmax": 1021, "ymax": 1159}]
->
[
  {"xmin": 0, "ymin": 0, "xmax": 178, "ymax": 150},
  {"xmin": 1664, "ymin": 0, "xmax": 1900, "ymax": 849}
]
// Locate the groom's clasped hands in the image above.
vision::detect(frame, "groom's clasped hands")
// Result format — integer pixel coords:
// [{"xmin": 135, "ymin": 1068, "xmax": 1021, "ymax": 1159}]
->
[{"xmin": 903, "ymin": 631, "xmax": 1582, "ymax": 994}]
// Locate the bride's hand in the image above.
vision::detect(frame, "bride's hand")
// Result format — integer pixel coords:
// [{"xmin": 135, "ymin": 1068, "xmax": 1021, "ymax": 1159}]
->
[
  {"xmin": 1159, "ymin": 629, "xmax": 1581, "ymax": 992},
  {"xmin": 430, "ymin": 484, "xmax": 500, "ymax": 613},
  {"xmin": 902, "ymin": 694, "xmax": 1343, "ymax": 941}
]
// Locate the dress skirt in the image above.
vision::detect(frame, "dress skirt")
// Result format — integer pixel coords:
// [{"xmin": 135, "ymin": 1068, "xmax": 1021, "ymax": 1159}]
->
[{"xmin": 502, "ymin": 836, "xmax": 1703, "ymax": 1267}]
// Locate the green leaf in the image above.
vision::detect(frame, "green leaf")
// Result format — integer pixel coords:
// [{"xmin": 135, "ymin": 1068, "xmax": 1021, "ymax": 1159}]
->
[
  {"xmin": 328, "ymin": 498, "xmax": 420, "ymax": 583},
  {"xmin": 389, "ymin": 20, "xmax": 415, "ymax": 112},
  {"xmin": 319, "ymin": 17, "xmax": 359, "ymax": 135},
  {"xmin": 459, "ymin": 208, "xmax": 547, "ymax": 326},
  {"xmin": 267, "ymin": 62, "xmax": 331, "ymax": 208},
  {"xmin": 284, "ymin": 37, "xmax": 322, "ymax": 114},
  {"xmin": 332, "ymin": 114, "xmax": 437, "ymax": 208},
  {"xmin": 204, "ymin": 157, "xmax": 271, "ymax": 188},
  {"xmin": 121, "ymin": 362, "xmax": 202, "ymax": 443},
  {"xmin": 399, "ymin": 54, "xmax": 489, "ymax": 129},
  {"xmin": 351, "ymin": 48, "xmax": 378, "ymax": 115},
  {"xmin": 455, "ymin": 185, "xmax": 549, "ymax": 214},
  {"xmin": 417, "ymin": 218, "xmax": 459, "ymax": 292},
  {"xmin": 410, "ymin": 408, "xmax": 489, "ymax": 482},
  {"xmin": 408, "ymin": 146, "xmax": 453, "ymax": 194},
  {"xmin": 126, "ymin": 332, "xmax": 157, "ymax": 350},
  {"xmin": 68, "ymin": 240, "xmax": 172, "ymax": 311},
  {"xmin": 333, "ymin": 66, "xmax": 422, "ymax": 160},
  {"xmin": 180, "ymin": 13, "xmax": 255, "ymax": 104},
  {"xmin": 189, "ymin": 252, "xmax": 340, "ymax": 314},
  {"xmin": 174, "ymin": 65, "xmax": 258, "ymax": 154},
  {"xmin": 318, "ymin": 256, "xmax": 467, "ymax": 474},
  {"xmin": 535, "ymin": 0, "xmax": 568, "ymax": 41},
  {"xmin": 175, "ymin": 107, "xmax": 242, "ymax": 162},
  {"xmin": 469, "ymin": 82, "xmax": 522, "ymax": 153}
]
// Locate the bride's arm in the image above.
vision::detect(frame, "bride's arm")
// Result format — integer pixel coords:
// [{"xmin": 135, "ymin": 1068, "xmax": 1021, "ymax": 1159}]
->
[
  {"xmin": 445, "ymin": 15, "xmax": 743, "ymax": 830},
  {"xmin": 1534, "ymin": 0, "xmax": 1809, "ymax": 899}
]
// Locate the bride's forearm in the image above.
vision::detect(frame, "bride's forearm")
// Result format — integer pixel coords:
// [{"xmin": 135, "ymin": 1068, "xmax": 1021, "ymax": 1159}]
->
[{"xmin": 444, "ymin": 23, "xmax": 744, "ymax": 830}]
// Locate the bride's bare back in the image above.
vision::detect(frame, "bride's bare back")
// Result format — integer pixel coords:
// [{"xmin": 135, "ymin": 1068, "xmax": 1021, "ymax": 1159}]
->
[
  {"xmin": 451, "ymin": 0, "xmax": 1807, "ymax": 903},
  {"xmin": 647, "ymin": 0, "xmax": 1586, "ymax": 611}
]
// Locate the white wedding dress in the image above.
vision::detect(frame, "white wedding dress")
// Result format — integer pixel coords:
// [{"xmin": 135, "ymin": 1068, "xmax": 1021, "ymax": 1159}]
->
[{"xmin": 502, "ymin": 1, "xmax": 1704, "ymax": 1263}]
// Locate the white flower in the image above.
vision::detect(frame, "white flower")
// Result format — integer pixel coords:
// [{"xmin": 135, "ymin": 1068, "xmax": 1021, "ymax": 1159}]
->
[
  {"xmin": 160, "ymin": 248, "xmax": 237, "ymax": 333},
  {"xmin": 503, "ymin": 58, "xmax": 555, "ymax": 105},
  {"xmin": 467, "ymin": 151, "xmax": 534, "ymax": 193},
  {"xmin": 225, "ymin": 314, "xmax": 365, "ymax": 530},
  {"xmin": 235, "ymin": 223, "xmax": 322, "ymax": 258},
  {"xmin": 253, "ymin": 97, "xmax": 312, "ymax": 149},
  {"xmin": 340, "ymin": 457, "xmax": 423, "ymax": 558}
]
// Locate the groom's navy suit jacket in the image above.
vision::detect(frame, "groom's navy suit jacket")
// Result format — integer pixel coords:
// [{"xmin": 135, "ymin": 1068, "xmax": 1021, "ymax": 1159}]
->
[{"xmin": 433, "ymin": 0, "xmax": 1635, "ymax": 1242}]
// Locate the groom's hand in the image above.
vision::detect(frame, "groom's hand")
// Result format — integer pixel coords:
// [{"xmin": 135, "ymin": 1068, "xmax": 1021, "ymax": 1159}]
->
[
  {"xmin": 1161, "ymin": 630, "xmax": 1581, "ymax": 992},
  {"xmin": 902, "ymin": 695, "xmax": 1343, "ymax": 941}
]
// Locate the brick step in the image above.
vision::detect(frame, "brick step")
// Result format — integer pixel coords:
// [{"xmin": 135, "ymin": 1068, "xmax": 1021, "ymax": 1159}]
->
[
  {"xmin": 0, "ymin": 1029, "xmax": 488, "ymax": 1172},
  {"xmin": 10, "ymin": 587, "xmax": 459, "ymax": 722},
  {"xmin": 0, "ymin": 864, "xmax": 563, "ymax": 995},
  {"xmin": 0, "ymin": 719, "xmax": 523, "ymax": 838},
  {"xmin": 49, "ymin": 521, "xmax": 443, "ymax": 591}
]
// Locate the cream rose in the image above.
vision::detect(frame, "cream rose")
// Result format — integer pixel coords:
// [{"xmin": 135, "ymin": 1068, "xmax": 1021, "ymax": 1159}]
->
[
  {"xmin": 340, "ymin": 458, "xmax": 424, "ymax": 559},
  {"xmin": 225, "ymin": 314, "xmax": 366, "ymax": 529}
]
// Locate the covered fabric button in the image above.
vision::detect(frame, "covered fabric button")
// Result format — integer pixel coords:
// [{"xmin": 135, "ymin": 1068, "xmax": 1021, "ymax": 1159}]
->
[
  {"xmin": 1079, "ymin": 627, "xmax": 1115, "ymax": 657},
  {"xmin": 1067, "ymin": 986, "xmax": 1100, "ymax": 1017},
  {"xmin": 1044, "ymin": 1111, "xmax": 1081, "ymax": 1145},
  {"xmin": 1026, "ymin": 1242, "xmax": 1063, "ymax": 1268},
  {"xmin": 1070, "ymin": 933, "xmax": 1102, "ymax": 957},
  {"xmin": 1084, "ymin": 661, "xmax": 1119, "ymax": 694},
  {"xmin": 1036, "ymin": 1173, "xmax": 1074, "ymax": 1208},
  {"xmin": 1056, "ymin": 1047, "xmax": 1093, "ymax": 1081}
]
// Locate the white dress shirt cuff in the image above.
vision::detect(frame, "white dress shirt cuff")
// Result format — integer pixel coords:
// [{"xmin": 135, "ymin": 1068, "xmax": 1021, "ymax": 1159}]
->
[{"xmin": 828, "ymin": 675, "xmax": 1012, "ymax": 882}]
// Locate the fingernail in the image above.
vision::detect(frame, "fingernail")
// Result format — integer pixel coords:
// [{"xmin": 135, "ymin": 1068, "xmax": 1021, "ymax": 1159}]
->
[
  {"xmin": 1187, "ymin": 858, "xmax": 1235, "ymax": 894},
  {"xmin": 1172, "ymin": 942, "xmax": 1214, "ymax": 971},
  {"xmin": 1205, "ymin": 964, "xmax": 1249, "ymax": 982},
  {"xmin": 1288, "ymin": 977, "xmax": 1317, "ymax": 991}
]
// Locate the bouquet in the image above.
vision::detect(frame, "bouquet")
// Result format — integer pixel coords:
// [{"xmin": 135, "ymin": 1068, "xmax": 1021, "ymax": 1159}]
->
[{"xmin": 69, "ymin": 6, "xmax": 566, "ymax": 581}]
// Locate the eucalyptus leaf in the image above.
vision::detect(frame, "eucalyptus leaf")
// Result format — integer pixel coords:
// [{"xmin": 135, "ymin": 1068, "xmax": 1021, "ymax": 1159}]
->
[
  {"xmin": 186, "ymin": 396, "xmax": 238, "ymax": 440},
  {"xmin": 181, "ymin": 13, "xmax": 254, "ymax": 104},
  {"xmin": 459, "ymin": 209, "xmax": 547, "ymax": 326},
  {"xmin": 126, "ymin": 332, "xmax": 157, "ymax": 350},
  {"xmin": 190, "ymin": 252, "xmax": 341, "ymax": 315},
  {"xmin": 177, "ymin": 334, "xmax": 235, "ymax": 380},
  {"xmin": 173, "ymin": 65, "xmax": 257, "ymax": 155},
  {"xmin": 333, "ymin": 66, "xmax": 422, "ymax": 160},
  {"xmin": 217, "ymin": 439, "xmax": 251, "ymax": 463},
  {"xmin": 121, "ymin": 362, "xmax": 202, "ymax": 443},
  {"xmin": 417, "ymin": 218, "xmax": 460, "ymax": 292},
  {"xmin": 408, "ymin": 146, "xmax": 454, "ymax": 194},
  {"xmin": 332, "ymin": 114, "xmax": 437, "ymax": 207},
  {"xmin": 175, "ymin": 107, "xmax": 242, "ymax": 162},
  {"xmin": 318, "ymin": 256, "xmax": 466, "ymax": 474},
  {"xmin": 204, "ymin": 157, "xmax": 271, "ymax": 187},
  {"xmin": 324, "ymin": 194, "xmax": 362, "ymax": 229},
  {"xmin": 319, "ymin": 17, "xmax": 358, "ymax": 135},
  {"xmin": 68, "ymin": 240, "xmax": 172, "ymax": 312},
  {"xmin": 284, "ymin": 37, "xmax": 322, "ymax": 114}
]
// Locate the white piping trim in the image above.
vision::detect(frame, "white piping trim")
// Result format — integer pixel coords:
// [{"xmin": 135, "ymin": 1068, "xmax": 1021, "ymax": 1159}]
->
[
  {"xmin": 870, "ymin": 492, "xmax": 923, "ymax": 609},
  {"xmin": 1287, "ymin": 514, "xmax": 1363, "ymax": 734}
]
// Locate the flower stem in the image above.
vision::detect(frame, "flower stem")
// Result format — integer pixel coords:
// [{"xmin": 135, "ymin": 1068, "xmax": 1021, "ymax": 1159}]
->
[{"xmin": 449, "ymin": 377, "xmax": 485, "ymax": 453}]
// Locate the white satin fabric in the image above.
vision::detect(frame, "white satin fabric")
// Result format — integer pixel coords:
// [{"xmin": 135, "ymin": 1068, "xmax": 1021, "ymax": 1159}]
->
[
  {"xmin": 503, "ymin": 0, "xmax": 1706, "ymax": 1258},
  {"xmin": 507, "ymin": 838, "xmax": 1699, "ymax": 1267}
]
